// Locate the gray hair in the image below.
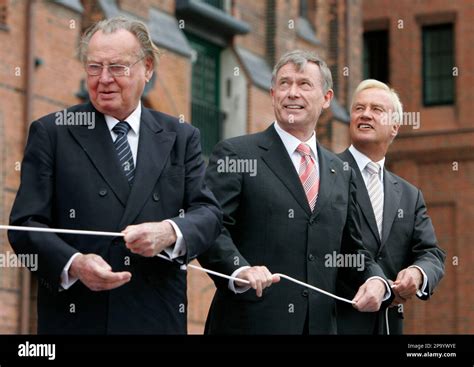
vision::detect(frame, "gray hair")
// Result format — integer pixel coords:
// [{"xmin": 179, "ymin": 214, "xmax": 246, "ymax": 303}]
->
[
  {"xmin": 351, "ymin": 79, "xmax": 403, "ymax": 124},
  {"xmin": 271, "ymin": 50, "xmax": 333, "ymax": 93},
  {"xmin": 78, "ymin": 16, "xmax": 161, "ymax": 68}
]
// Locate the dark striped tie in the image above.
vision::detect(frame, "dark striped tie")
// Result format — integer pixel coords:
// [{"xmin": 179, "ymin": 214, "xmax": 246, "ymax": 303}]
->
[{"xmin": 112, "ymin": 121, "xmax": 135, "ymax": 184}]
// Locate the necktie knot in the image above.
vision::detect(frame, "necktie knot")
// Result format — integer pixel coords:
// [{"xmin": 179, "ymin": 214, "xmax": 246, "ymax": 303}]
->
[
  {"xmin": 113, "ymin": 121, "xmax": 131, "ymax": 136},
  {"xmin": 365, "ymin": 161, "xmax": 381, "ymax": 176},
  {"xmin": 296, "ymin": 143, "xmax": 312, "ymax": 157}
]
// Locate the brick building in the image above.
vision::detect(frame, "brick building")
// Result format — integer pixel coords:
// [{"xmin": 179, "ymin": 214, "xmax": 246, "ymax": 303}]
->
[
  {"xmin": 0, "ymin": 0, "xmax": 471, "ymax": 334},
  {"xmin": 362, "ymin": 0, "xmax": 473, "ymax": 334}
]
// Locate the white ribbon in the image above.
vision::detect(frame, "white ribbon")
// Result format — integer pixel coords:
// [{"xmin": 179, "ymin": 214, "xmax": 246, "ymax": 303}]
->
[{"xmin": 0, "ymin": 225, "xmax": 355, "ymax": 304}]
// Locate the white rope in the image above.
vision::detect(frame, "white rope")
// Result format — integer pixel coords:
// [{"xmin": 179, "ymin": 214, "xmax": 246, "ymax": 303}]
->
[
  {"xmin": 0, "ymin": 225, "xmax": 124, "ymax": 237},
  {"xmin": 1, "ymin": 225, "xmax": 355, "ymax": 304},
  {"xmin": 274, "ymin": 273, "xmax": 355, "ymax": 304}
]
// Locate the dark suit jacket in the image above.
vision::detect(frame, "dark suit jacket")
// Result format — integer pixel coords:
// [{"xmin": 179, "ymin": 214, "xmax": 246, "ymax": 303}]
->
[
  {"xmin": 8, "ymin": 102, "xmax": 222, "ymax": 334},
  {"xmin": 198, "ymin": 124, "xmax": 387, "ymax": 334},
  {"xmin": 336, "ymin": 149, "xmax": 445, "ymax": 334}
]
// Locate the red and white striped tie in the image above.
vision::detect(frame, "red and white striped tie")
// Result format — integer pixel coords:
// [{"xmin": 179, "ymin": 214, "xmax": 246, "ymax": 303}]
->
[{"xmin": 296, "ymin": 143, "xmax": 319, "ymax": 211}]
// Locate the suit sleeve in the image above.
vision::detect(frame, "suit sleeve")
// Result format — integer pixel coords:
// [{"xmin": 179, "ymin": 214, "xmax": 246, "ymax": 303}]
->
[
  {"xmin": 410, "ymin": 190, "xmax": 446, "ymax": 299},
  {"xmin": 341, "ymin": 168, "xmax": 393, "ymax": 305},
  {"xmin": 197, "ymin": 140, "xmax": 251, "ymax": 290},
  {"xmin": 8, "ymin": 121, "xmax": 78, "ymax": 291},
  {"xmin": 169, "ymin": 127, "xmax": 223, "ymax": 263}
]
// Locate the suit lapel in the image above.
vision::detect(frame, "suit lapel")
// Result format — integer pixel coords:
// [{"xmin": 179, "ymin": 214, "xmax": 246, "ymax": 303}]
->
[
  {"xmin": 339, "ymin": 149, "xmax": 381, "ymax": 244},
  {"xmin": 259, "ymin": 125, "xmax": 311, "ymax": 216},
  {"xmin": 311, "ymin": 145, "xmax": 338, "ymax": 220},
  {"xmin": 68, "ymin": 104, "xmax": 130, "ymax": 206},
  {"xmin": 119, "ymin": 108, "xmax": 176, "ymax": 229},
  {"xmin": 380, "ymin": 170, "xmax": 401, "ymax": 248}
]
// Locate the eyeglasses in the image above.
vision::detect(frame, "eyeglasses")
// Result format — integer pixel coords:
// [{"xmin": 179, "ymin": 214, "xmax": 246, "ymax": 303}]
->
[{"xmin": 85, "ymin": 57, "xmax": 145, "ymax": 77}]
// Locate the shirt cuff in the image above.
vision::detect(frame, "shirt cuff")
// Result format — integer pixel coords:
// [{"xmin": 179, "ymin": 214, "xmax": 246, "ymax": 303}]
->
[
  {"xmin": 408, "ymin": 265, "xmax": 428, "ymax": 298},
  {"xmin": 228, "ymin": 266, "xmax": 251, "ymax": 294},
  {"xmin": 60, "ymin": 252, "xmax": 81, "ymax": 290},
  {"xmin": 163, "ymin": 220, "xmax": 187, "ymax": 260},
  {"xmin": 366, "ymin": 276, "xmax": 392, "ymax": 301}
]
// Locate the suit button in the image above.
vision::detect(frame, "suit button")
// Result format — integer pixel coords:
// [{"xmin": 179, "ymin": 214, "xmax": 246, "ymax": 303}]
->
[
  {"xmin": 152, "ymin": 193, "xmax": 160, "ymax": 202},
  {"xmin": 98, "ymin": 189, "xmax": 108, "ymax": 197},
  {"xmin": 309, "ymin": 218, "xmax": 314, "ymax": 225},
  {"xmin": 308, "ymin": 254, "xmax": 315, "ymax": 261},
  {"xmin": 302, "ymin": 289, "xmax": 309, "ymax": 297}
]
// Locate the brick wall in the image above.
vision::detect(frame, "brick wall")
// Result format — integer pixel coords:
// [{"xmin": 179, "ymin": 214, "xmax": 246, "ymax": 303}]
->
[{"xmin": 364, "ymin": 0, "xmax": 473, "ymax": 333}]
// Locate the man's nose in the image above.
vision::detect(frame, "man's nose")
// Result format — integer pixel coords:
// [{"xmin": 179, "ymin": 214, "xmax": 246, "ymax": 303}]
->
[
  {"xmin": 288, "ymin": 83, "xmax": 300, "ymax": 98},
  {"xmin": 99, "ymin": 67, "xmax": 114, "ymax": 83},
  {"xmin": 361, "ymin": 107, "xmax": 372, "ymax": 119}
]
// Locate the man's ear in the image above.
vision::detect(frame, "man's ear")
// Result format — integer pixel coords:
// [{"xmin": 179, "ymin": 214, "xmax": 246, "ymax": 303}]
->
[
  {"xmin": 145, "ymin": 57, "xmax": 154, "ymax": 81},
  {"xmin": 391, "ymin": 122, "xmax": 400, "ymax": 139},
  {"xmin": 322, "ymin": 89, "xmax": 334, "ymax": 109}
]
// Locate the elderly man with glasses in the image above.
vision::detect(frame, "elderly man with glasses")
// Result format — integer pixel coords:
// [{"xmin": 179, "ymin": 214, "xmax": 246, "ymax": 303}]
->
[{"xmin": 8, "ymin": 16, "xmax": 222, "ymax": 334}]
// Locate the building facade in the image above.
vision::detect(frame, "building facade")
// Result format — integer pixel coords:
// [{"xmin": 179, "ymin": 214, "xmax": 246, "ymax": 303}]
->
[{"xmin": 362, "ymin": 0, "xmax": 473, "ymax": 334}]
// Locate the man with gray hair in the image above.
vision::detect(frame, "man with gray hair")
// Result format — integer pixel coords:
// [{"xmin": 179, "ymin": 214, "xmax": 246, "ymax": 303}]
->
[
  {"xmin": 199, "ymin": 51, "xmax": 391, "ymax": 334},
  {"xmin": 8, "ymin": 16, "xmax": 222, "ymax": 334},
  {"xmin": 337, "ymin": 79, "xmax": 445, "ymax": 334}
]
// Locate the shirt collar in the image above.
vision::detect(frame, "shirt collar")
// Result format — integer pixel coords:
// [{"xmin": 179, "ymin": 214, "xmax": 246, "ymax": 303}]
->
[
  {"xmin": 105, "ymin": 103, "xmax": 141, "ymax": 135},
  {"xmin": 274, "ymin": 121, "xmax": 318, "ymax": 159},
  {"xmin": 349, "ymin": 144, "xmax": 385, "ymax": 174}
]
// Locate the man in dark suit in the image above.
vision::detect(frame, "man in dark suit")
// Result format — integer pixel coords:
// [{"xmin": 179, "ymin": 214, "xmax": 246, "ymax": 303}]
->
[
  {"xmin": 8, "ymin": 16, "xmax": 221, "ymax": 334},
  {"xmin": 337, "ymin": 79, "xmax": 445, "ymax": 334},
  {"xmin": 198, "ymin": 51, "xmax": 391, "ymax": 334}
]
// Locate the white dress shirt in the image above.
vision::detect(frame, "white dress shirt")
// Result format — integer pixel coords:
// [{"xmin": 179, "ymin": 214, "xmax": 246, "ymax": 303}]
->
[
  {"xmin": 60, "ymin": 103, "xmax": 185, "ymax": 290},
  {"xmin": 274, "ymin": 120, "xmax": 319, "ymax": 177}
]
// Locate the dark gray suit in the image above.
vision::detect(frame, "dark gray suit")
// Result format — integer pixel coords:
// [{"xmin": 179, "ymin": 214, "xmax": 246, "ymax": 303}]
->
[
  {"xmin": 337, "ymin": 149, "xmax": 445, "ymax": 334},
  {"xmin": 8, "ymin": 102, "xmax": 222, "ymax": 334},
  {"xmin": 199, "ymin": 124, "xmax": 387, "ymax": 334}
]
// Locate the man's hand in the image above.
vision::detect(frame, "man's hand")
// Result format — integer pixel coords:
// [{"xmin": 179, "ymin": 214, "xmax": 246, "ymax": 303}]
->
[
  {"xmin": 123, "ymin": 222, "xmax": 177, "ymax": 257},
  {"xmin": 352, "ymin": 278, "xmax": 386, "ymax": 312},
  {"xmin": 391, "ymin": 267, "xmax": 423, "ymax": 302},
  {"xmin": 235, "ymin": 266, "xmax": 280, "ymax": 297},
  {"xmin": 390, "ymin": 288, "xmax": 408, "ymax": 307},
  {"xmin": 69, "ymin": 254, "xmax": 131, "ymax": 291}
]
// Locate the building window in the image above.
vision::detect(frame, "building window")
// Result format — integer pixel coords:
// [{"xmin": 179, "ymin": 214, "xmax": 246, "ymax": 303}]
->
[
  {"xmin": 0, "ymin": 0, "xmax": 7, "ymax": 28},
  {"xmin": 363, "ymin": 30, "xmax": 389, "ymax": 83},
  {"xmin": 187, "ymin": 35, "xmax": 223, "ymax": 156},
  {"xmin": 422, "ymin": 24, "xmax": 454, "ymax": 106}
]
